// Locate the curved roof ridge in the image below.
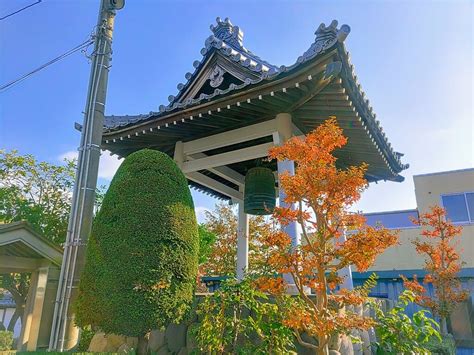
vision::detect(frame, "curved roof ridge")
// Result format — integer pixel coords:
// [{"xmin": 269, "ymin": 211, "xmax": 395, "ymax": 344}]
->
[
  {"xmin": 336, "ymin": 43, "xmax": 409, "ymax": 172},
  {"xmin": 166, "ymin": 17, "xmax": 279, "ymax": 109},
  {"xmin": 101, "ymin": 19, "xmax": 408, "ymax": 177},
  {"xmin": 161, "ymin": 19, "xmax": 351, "ymax": 113},
  {"xmin": 105, "ymin": 19, "xmax": 352, "ymax": 121}
]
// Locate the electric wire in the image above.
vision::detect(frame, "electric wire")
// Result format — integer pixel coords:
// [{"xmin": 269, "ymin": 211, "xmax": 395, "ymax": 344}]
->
[
  {"xmin": 0, "ymin": 39, "xmax": 93, "ymax": 93},
  {"xmin": 0, "ymin": 0, "xmax": 42, "ymax": 21}
]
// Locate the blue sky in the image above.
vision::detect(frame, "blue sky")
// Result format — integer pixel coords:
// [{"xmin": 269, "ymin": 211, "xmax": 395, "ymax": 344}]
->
[{"xmin": 1, "ymin": 0, "xmax": 472, "ymax": 221}]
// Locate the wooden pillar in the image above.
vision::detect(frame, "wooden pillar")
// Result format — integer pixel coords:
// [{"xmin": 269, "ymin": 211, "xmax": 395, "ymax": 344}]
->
[
  {"xmin": 275, "ymin": 113, "xmax": 300, "ymax": 291},
  {"xmin": 17, "ymin": 264, "xmax": 60, "ymax": 351},
  {"xmin": 236, "ymin": 191, "xmax": 249, "ymax": 281},
  {"xmin": 18, "ymin": 266, "xmax": 49, "ymax": 350},
  {"xmin": 174, "ymin": 141, "xmax": 184, "ymax": 168},
  {"xmin": 277, "ymin": 159, "xmax": 299, "ymax": 248},
  {"xmin": 18, "ymin": 270, "xmax": 38, "ymax": 350},
  {"xmin": 338, "ymin": 230, "xmax": 354, "ymax": 290},
  {"xmin": 275, "ymin": 113, "xmax": 300, "ymax": 248}
]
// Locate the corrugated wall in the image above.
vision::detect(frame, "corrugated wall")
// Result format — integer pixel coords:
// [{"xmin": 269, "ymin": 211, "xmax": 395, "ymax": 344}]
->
[
  {"xmin": 354, "ymin": 277, "xmax": 474, "ymax": 318},
  {"xmin": 354, "ymin": 277, "xmax": 474, "ymax": 354}
]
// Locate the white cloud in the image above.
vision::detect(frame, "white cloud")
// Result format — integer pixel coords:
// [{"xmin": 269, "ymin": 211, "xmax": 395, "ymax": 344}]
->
[
  {"xmin": 59, "ymin": 150, "xmax": 122, "ymax": 180},
  {"xmin": 195, "ymin": 206, "xmax": 210, "ymax": 224},
  {"xmin": 58, "ymin": 151, "xmax": 78, "ymax": 161},
  {"xmin": 98, "ymin": 151, "xmax": 123, "ymax": 179}
]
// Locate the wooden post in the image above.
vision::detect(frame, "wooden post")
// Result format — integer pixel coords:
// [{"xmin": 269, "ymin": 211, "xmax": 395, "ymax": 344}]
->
[
  {"xmin": 338, "ymin": 230, "xmax": 354, "ymax": 290},
  {"xmin": 275, "ymin": 113, "xmax": 300, "ymax": 248},
  {"xmin": 174, "ymin": 141, "xmax": 184, "ymax": 168},
  {"xmin": 236, "ymin": 191, "xmax": 249, "ymax": 281},
  {"xmin": 275, "ymin": 113, "xmax": 300, "ymax": 292},
  {"xmin": 18, "ymin": 266, "xmax": 50, "ymax": 351}
]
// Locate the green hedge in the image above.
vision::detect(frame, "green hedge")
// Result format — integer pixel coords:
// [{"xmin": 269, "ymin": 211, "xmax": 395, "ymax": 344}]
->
[{"xmin": 75, "ymin": 149, "xmax": 199, "ymax": 337}]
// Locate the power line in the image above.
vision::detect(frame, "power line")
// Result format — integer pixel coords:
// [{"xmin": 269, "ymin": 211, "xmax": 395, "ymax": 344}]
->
[
  {"xmin": 0, "ymin": 0, "xmax": 42, "ymax": 21},
  {"xmin": 0, "ymin": 39, "xmax": 93, "ymax": 93}
]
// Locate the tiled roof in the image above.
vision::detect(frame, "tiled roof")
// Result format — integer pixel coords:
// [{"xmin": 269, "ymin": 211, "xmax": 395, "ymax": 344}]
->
[
  {"xmin": 104, "ymin": 19, "xmax": 350, "ymax": 129},
  {"xmin": 101, "ymin": 19, "xmax": 408, "ymax": 176}
]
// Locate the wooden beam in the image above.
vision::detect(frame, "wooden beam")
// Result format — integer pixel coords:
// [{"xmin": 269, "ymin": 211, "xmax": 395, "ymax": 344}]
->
[
  {"xmin": 188, "ymin": 153, "xmax": 245, "ymax": 187},
  {"xmin": 0, "ymin": 255, "xmax": 40, "ymax": 272},
  {"xmin": 182, "ymin": 142, "xmax": 274, "ymax": 173},
  {"xmin": 287, "ymin": 61, "xmax": 342, "ymax": 112},
  {"xmin": 186, "ymin": 172, "xmax": 243, "ymax": 201},
  {"xmin": 183, "ymin": 119, "xmax": 277, "ymax": 155}
]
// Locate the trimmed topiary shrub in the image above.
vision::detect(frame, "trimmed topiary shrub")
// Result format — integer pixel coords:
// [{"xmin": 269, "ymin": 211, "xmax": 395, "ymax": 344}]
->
[{"xmin": 75, "ymin": 149, "xmax": 199, "ymax": 351}]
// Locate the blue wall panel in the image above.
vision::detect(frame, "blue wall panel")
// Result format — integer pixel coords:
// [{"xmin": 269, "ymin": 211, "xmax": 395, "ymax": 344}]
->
[{"xmin": 353, "ymin": 277, "xmax": 474, "ymax": 318}]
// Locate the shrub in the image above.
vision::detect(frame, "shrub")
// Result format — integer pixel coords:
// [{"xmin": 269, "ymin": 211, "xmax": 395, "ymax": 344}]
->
[
  {"xmin": 372, "ymin": 290, "xmax": 441, "ymax": 354},
  {"xmin": 0, "ymin": 330, "xmax": 13, "ymax": 351},
  {"xmin": 76, "ymin": 326, "xmax": 94, "ymax": 352},
  {"xmin": 194, "ymin": 278, "xmax": 295, "ymax": 354},
  {"xmin": 425, "ymin": 334, "xmax": 456, "ymax": 355},
  {"xmin": 75, "ymin": 149, "xmax": 199, "ymax": 347},
  {"xmin": 197, "ymin": 224, "xmax": 216, "ymax": 265}
]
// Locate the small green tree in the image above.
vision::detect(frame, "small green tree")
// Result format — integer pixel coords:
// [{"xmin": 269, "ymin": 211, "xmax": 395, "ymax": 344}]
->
[
  {"xmin": 199, "ymin": 203, "xmax": 277, "ymax": 277},
  {"xmin": 0, "ymin": 149, "xmax": 86, "ymax": 332},
  {"xmin": 194, "ymin": 278, "xmax": 295, "ymax": 354},
  {"xmin": 372, "ymin": 290, "xmax": 441, "ymax": 354},
  {"xmin": 0, "ymin": 149, "xmax": 76, "ymax": 244},
  {"xmin": 75, "ymin": 149, "xmax": 199, "ymax": 354},
  {"xmin": 198, "ymin": 224, "xmax": 216, "ymax": 265}
]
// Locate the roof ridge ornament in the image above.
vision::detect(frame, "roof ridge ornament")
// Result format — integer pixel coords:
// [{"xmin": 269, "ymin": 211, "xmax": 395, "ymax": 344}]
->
[
  {"xmin": 210, "ymin": 17, "xmax": 244, "ymax": 49},
  {"xmin": 315, "ymin": 20, "xmax": 351, "ymax": 44},
  {"xmin": 298, "ymin": 20, "xmax": 351, "ymax": 64}
]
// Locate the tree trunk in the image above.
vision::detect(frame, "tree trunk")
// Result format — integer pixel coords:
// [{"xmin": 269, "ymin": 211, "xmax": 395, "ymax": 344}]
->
[
  {"xmin": 440, "ymin": 317, "xmax": 448, "ymax": 336},
  {"xmin": 137, "ymin": 334, "xmax": 148, "ymax": 355},
  {"xmin": 317, "ymin": 339, "xmax": 329, "ymax": 355},
  {"xmin": 7, "ymin": 306, "xmax": 23, "ymax": 331},
  {"xmin": 5, "ymin": 275, "xmax": 28, "ymax": 333}
]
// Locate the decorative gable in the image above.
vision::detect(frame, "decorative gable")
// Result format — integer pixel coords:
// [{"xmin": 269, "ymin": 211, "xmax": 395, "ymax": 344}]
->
[
  {"xmin": 176, "ymin": 52, "xmax": 262, "ymax": 104},
  {"xmin": 168, "ymin": 17, "xmax": 278, "ymax": 106}
]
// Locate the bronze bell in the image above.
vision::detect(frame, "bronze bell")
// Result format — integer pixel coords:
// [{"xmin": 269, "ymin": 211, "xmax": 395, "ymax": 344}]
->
[{"xmin": 244, "ymin": 167, "xmax": 276, "ymax": 215}]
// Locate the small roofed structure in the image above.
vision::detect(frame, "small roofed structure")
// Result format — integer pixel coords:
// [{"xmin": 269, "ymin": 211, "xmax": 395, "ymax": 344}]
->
[
  {"xmin": 0, "ymin": 221, "xmax": 62, "ymax": 351},
  {"xmin": 91, "ymin": 18, "xmax": 408, "ymax": 280}
]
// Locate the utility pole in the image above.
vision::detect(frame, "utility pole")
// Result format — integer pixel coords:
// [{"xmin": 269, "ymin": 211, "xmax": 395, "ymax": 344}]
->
[{"xmin": 49, "ymin": 0, "xmax": 124, "ymax": 350}]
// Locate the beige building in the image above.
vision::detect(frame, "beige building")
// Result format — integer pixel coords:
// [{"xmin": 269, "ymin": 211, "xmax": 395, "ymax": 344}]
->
[
  {"xmin": 366, "ymin": 168, "xmax": 474, "ymax": 272},
  {"xmin": 353, "ymin": 168, "xmax": 474, "ymax": 345}
]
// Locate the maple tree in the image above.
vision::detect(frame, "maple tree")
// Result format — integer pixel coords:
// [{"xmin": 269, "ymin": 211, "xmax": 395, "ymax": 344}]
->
[
  {"xmin": 254, "ymin": 118, "xmax": 399, "ymax": 355},
  {"xmin": 402, "ymin": 206, "xmax": 468, "ymax": 335}
]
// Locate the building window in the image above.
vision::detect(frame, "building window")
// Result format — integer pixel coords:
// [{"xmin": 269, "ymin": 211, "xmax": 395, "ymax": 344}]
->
[
  {"xmin": 364, "ymin": 209, "xmax": 419, "ymax": 229},
  {"xmin": 441, "ymin": 192, "xmax": 474, "ymax": 223}
]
